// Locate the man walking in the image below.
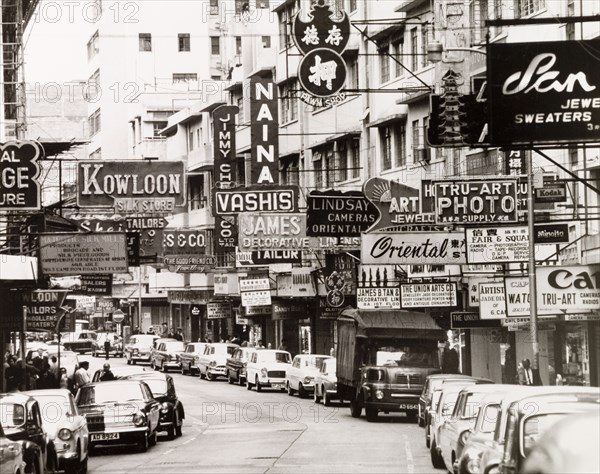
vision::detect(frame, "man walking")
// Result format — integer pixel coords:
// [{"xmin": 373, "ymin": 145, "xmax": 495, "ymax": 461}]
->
[
  {"xmin": 74, "ymin": 361, "xmax": 91, "ymax": 392},
  {"xmin": 104, "ymin": 337, "xmax": 112, "ymax": 360}
]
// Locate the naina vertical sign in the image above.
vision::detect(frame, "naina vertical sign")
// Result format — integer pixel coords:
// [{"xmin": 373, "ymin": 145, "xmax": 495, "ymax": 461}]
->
[{"xmin": 250, "ymin": 75, "xmax": 279, "ymax": 185}]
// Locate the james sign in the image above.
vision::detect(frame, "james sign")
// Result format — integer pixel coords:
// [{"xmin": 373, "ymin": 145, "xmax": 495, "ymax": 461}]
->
[
  {"xmin": 0, "ymin": 140, "xmax": 42, "ymax": 210},
  {"xmin": 488, "ymin": 40, "xmax": 600, "ymax": 144}
]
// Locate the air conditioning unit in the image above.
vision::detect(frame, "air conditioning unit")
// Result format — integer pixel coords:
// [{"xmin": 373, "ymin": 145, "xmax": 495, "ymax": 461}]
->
[{"xmin": 415, "ymin": 147, "xmax": 431, "ymax": 163}]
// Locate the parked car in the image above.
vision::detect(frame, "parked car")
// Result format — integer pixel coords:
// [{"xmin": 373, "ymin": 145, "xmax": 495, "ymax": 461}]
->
[
  {"xmin": 0, "ymin": 393, "xmax": 54, "ymax": 474},
  {"xmin": 49, "ymin": 350, "xmax": 80, "ymax": 386},
  {"xmin": 198, "ymin": 343, "xmax": 239, "ymax": 381},
  {"xmin": 226, "ymin": 347, "xmax": 256, "ymax": 385},
  {"xmin": 246, "ymin": 349, "xmax": 292, "ymax": 392},
  {"xmin": 124, "ymin": 334, "xmax": 159, "ymax": 365},
  {"xmin": 91, "ymin": 365, "xmax": 148, "ymax": 382},
  {"xmin": 24, "ymin": 389, "xmax": 89, "ymax": 474},
  {"xmin": 0, "ymin": 421, "xmax": 25, "ymax": 474},
  {"xmin": 62, "ymin": 331, "xmax": 98, "ymax": 354},
  {"xmin": 457, "ymin": 392, "xmax": 506, "ymax": 474},
  {"xmin": 91, "ymin": 333, "xmax": 123, "ymax": 358},
  {"xmin": 150, "ymin": 341, "xmax": 186, "ymax": 372},
  {"xmin": 437, "ymin": 384, "xmax": 510, "ymax": 474},
  {"xmin": 179, "ymin": 342, "xmax": 207, "ymax": 376},
  {"xmin": 286, "ymin": 354, "xmax": 331, "ymax": 398},
  {"xmin": 419, "ymin": 374, "xmax": 492, "ymax": 428},
  {"xmin": 149, "ymin": 338, "xmax": 178, "ymax": 369},
  {"xmin": 479, "ymin": 386, "xmax": 600, "ymax": 474},
  {"xmin": 76, "ymin": 380, "xmax": 160, "ymax": 453},
  {"xmin": 125, "ymin": 373, "xmax": 184, "ymax": 440},
  {"xmin": 314, "ymin": 357, "xmax": 340, "ymax": 406},
  {"xmin": 498, "ymin": 392, "xmax": 600, "ymax": 474},
  {"xmin": 522, "ymin": 410, "xmax": 600, "ymax": 474}
]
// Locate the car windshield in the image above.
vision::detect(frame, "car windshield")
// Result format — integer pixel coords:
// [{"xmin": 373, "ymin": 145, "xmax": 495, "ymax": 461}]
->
[
  {"xmin": 78, "ymin": 383, "xmax": 144, "ymax": 405},
  {"xmin": 133, "ymin": 336, "xmax": 155, "ymax": 345},
  {"xmin": 373, "ymin": 340, "xmax": 438, "ymax": 368},
  {"xmin": 522, "ymin": 413, "xmax": 571, "ymax": 457},
  {"xmin": 462, "ymin": 392, "xmax": 487, "ymax": 419},
  {"xmin": 164, "ymin": 342, "xmax": 185, "ymax": 352},
  {"xmin": 440, "ymin": 391, "xmax": 461, "ymax": 416},
  {"xmin": 480, "ymin": 404, "xmax": 501, "ymax": 433},
  {"xmin": 0, "ymin": 402, "xmax": 26, "ymax": 428},
  {"xmin": 135, "ymin": 378, "xmax": 167, "ymax": 396},
  {"xmin": 260, "ymin": 352, "xmax": 291, "ymax": 364},
  {"xmin": 304, "ymin": 357, "xmax": 329, "ymax": 370},
  {"xmin": 186, "ymin": 344, "xmax": 199, "ymax": 353},
  {"xmin": 431, "ymin": 390, "xmax": 443, "ymax": 411},
  {"xmin": 32, "ymin": 394, "xmax": 73, "ymax": 431}
]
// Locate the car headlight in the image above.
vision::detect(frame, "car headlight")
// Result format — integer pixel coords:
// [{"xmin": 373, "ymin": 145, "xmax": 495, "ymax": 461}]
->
[
  {"xmin": 375, "ymin": 390, "xmax": 384, "ymax": 400},
  {"xmin": 487, "ymin": 465, "xmax": 500, "ymax": 474},
  {"xmin": 303, "ymin": 376, "xmax": 313, "ymax": 384},
  {"xmin": 243, "ymin": 362, "xmax": 247, "ymax": 367},
  {"xmin": 209, "ymin": 360, "xmax": 216, "ymax": 367},
  {"xmin": 466, "ymin": 457, "xmax": 481, "ymax": 474},
  {"xmin": 132, "ymin": 412, "xmax": 146, "ymax": 426},
  {"xmin": 160, "ymin": 402, "xmax": 170, "ymax": 414},
  {"xmin": 58, "ymin": 428, "xmax": 72, "ymax": 441},
  {"xmin": 459, "ymin": 430, "xmax": 471, "ymax": 446},
  {"xmin": 194, "ymin": 356, "xmax": 200, "ymax": 363},
  {"xmin": 260, "ymin": 368, "xmax": 268, "ymax": 376}
]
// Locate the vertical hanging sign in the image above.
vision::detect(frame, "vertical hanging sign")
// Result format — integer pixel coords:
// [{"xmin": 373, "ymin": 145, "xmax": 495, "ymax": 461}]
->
[
  {"xmin": 249, "ymin": 75, "xmax": 279, "ymax": 185},
  {"xmin": 212, "ymin": 105, "xmax": 239, "ymax": 253}
]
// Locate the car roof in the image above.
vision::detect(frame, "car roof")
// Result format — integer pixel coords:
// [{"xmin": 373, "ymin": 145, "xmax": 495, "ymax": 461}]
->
[
  {"xmin": 511, "ymin": 392, "xmax": 600, "ymax": 411},
  {"xmin": 85, "ymin": 379, "xmax": 146, "ymax": 388},
  {"xmin": 126, "ymin": 372, "xmax": 171, "ymax": 382},
  {"xmin": 23, "ymin": 389, "xmax": 72, "ymax": 398},
  {"xmin": 427, "ymin": 374, "xmax": 480, "ymax": 380},
  {"xmin": 458, "ymin": 383, "xmax": 511, "ymax": 395},
  {"xmin": 0, "ymin": 393, "xmax": 34, "ymax": 404},
  {"xmin": 295, "ymin": 354, "xmax": 331, "ymax": 358}
]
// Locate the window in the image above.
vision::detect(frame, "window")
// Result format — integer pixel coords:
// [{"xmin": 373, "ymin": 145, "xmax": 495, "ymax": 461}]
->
[
  {"xmin": 278, "ymin": 1, "xmax": 298, "ymax": 50},
  {"xmin": 210, "ymin": 36, "xmax": 220, "ymax": 55},
  {"xmin": 152, "ymin": 122, "xmax": 167, "ymax": 137},
  {"xmin": 172, "ymin": 73, "xmax": 198, "ymax": 83},
  {"xmin": 280, "ymin": 80, "xmax": 298, "ymax": 124},
  {"xmin": 346, "ymin": 54, "xmax": 359, "ymax": 89},
  {"xmin": 379, "ymin": 47, "xmax": 390, "ymax": 84},
  {"xmin": 209, "ymin": 0, "xmax": 219, "ymax": 15},
  {"xmin": 346, "ymin": 0, "xmax": 357, "ymax": 12},
  {"xmin": 236, "ymin": 36, "xmax": 242, "ymax": 55},
  {"xmin": 88, "ymin": 109, "xmax": 101, "ymax": 136},
  {"xmin": 188, "ymin": 129, "xmax": 194, "ymax": 151},
  {"xmin": 178, "ymin": 33, "xmax": 190, "ymax": 52},
  {"xmin": 392, "ymin": 39, "xmax": 403, "ymax": 78},
  {"xmin": 87, "ymin": 69, "xmax": 100, "ymax": 101},
  {"xmin": 470, "ymin": 1, "xmax": 488, "ymax": 44},
  {"xmin": 350, "ymin": 137, "xmax": 360, "ymax": 179},
  {"xmin": 189, "ymin": 174, "xmax": 208, "ymax": 210},
  {"xmin": 235, "ymin": 0, "xmax": 248, "ymax": 15},
  {"xmin": 396, "ymin": 123, "xmax": 406, "ymax": 167},
  {"xmin": 410, "ymin": 29, "xmax": 418, "ymax": 71},
  {"xmin": 566, "ymin": 0, "xmax": 575, "ymax": 40},
  {"xmin": 569, "ymin": 147, "xmax": 578, "ymax": 166},
  {"xmin": 89, "ymin": 148, "xmax": 101, "ymax": 160},
  {"xmin": 139, "ymin": 33, "xmax": 152, "ymax": 52},
  {"xmin": 256, "ymin": 0, "xmax": 270, "ymax": 8},
  {"xmin": 87, "ymin": 31, "xmax": 99, "ymax": 59},
  {"xmin": 280, "ymin": 155, "xmax": 299, "ymax": 186},
  {"xmin": 262, "ymin": 36, "xmax": 271, "ymax": 48},
  {"xmin": 380, "ymin": 127, "xmax": 392, "ymax": 170},
  {"xmin": 412, "ymin": 119, "xmax": 420, "ymax": 152},
  {"xmin": 518, "ymin": 0, "xmax": 545, "ymax": 17},
  {"xmin": 421, "ymin": 26, "xmax": 429, "ymax": 68}
]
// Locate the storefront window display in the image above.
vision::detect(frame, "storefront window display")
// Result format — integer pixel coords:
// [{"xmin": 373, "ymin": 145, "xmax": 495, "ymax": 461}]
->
[{"xmin": 559, "ymin": 324, "xmax": 591, "ymax": 386}]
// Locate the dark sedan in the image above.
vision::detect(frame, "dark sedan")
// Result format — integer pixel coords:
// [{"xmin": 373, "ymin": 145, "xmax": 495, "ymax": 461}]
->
[
  {"xmin": 76, "ymin": 380, "xmax": 160, "ymax": 453},
  {"xmin": 125, "ymin": 373, "xmax": 185, "ymax": 440},
  {"xmin": 226, "ymin": 347, "xmax": 256, "ymax": 385},
  {"xmin": 151, "ymin": 341, "xmax": 186, "ymax": 373}
]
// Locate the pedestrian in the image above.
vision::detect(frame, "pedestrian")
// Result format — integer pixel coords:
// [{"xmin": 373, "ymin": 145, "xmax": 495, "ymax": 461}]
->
[
  {"xmin": 518, "ymin": 358, "xmax": 539, "ymax": 386},
  {"xmin": 48, "ymin": 356, "xmax": 60, "ymax": 388},
  {"xmin": 104, "ymin": 337, "xmax": 112, "ymax": 360},
  {"xmin": 99, "ymin": 363, "xmax": 115, "ymax": 381},
  {"xmin": 4, "ymin": 356, "xmax": 21, "ymax": 392},
  {"xmin": 175, "ymin": 328, "xmax": 184, "ymax": 341},
  {"xmin": 162, "ymin": 322, "xmax": 169, "ymax": 337},
  {"xmin": 147, "ymin": 327, "xmax": 155, "ymax": 335},
  {"xmin": 133, "ymin": 326, "xmax": 140, "ymax": 335},
  {"xmin": 74, "ymin": 361, "xmax": 91, "ymax": 391},
  {"xmin": 59, "ymin": 367, "xmax": 69, "ymax": 390},
  {"xmin": 257, "ymin": 339, "xmax": 265, "ymax": 349},
  {"xmin": 441, "ymin": 341, "xmax": 460, "ymax": 374},
  {"xmin": 278, "ymin": 339, "xmax": 288, "ymax": 351}
]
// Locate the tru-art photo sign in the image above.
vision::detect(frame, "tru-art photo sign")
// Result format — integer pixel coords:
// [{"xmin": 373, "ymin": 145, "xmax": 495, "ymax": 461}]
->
[
  {"xmin": 487, "ymin": 39, "xmax": 600, "ymax": 145},
  {"xmin": 293, "ymin": 0, "xmax": 350, "ymax": 100},
  {"xmin": 0, "ymin": 140, "xmax": 43, "ymax": 210}
]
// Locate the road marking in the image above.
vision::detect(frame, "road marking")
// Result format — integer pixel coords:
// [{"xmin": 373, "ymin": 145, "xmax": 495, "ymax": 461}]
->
[
  {"xmin": 403, "ymin": 434, "xmax": 415, "ymax": 474},
  {"xmin": 182, "ymin": 436, "xmax": 196, "ymax": 445},
  {"xmin": 163, "ymin": 448, "xmax": 174, "ymax": 456}
]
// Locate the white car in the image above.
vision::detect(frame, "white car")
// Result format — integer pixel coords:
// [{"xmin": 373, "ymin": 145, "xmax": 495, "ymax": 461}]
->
[
  {"xmin": 314, "ymin": 358, "xmax": 340, "ymax": 406},
  {"xmin": 125, "ymin": 334, "xmax": 159, "ymax": 365},
  {"xmin": 198, "ymin": 343, "xmax": 239, "ymax": 381},
  {"xmin": 179, "ymin": 342, "xmax": 207, "ymax": 376},
  {"xmin": 286, "ymin": 354, "xmax": 331, "ymax": 398},
  {"xmin": 246, "ymin": 350, "xmax": 292, "ymax": 392}
]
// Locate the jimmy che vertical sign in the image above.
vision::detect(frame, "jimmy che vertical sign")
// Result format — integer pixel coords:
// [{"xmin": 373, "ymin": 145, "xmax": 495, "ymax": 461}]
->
[
  {"xmin": 213, "ymin": 105, "xmax": 239, "ymax": 253},
  {"xmin": 250, "ymin": 75, "xmax": 279, "ymax": 185}
]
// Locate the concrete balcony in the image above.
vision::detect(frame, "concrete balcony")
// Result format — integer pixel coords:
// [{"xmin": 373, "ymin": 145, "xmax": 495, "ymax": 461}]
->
[{"xmin": 133, "ymin": 138, "xmax": 167, "ymax": 160}]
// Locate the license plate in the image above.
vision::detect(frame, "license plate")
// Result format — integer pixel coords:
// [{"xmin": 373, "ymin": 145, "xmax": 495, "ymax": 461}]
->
[
  {"xmin": 398, "ymin": 404, "xmax": 418, "ymax": 410},
  {"xmin": 91, "ymin": 433, "xmax": 120, "ymax": 441},
  {"xmin": 272, "ymin": 384, "xmax": 283, "ymax": 390}
]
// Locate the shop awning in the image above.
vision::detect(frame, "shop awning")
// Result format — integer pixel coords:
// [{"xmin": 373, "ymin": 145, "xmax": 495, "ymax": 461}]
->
[{"xmin": 339, "ymin": 308, "xmax": 445, "ymax": 339}]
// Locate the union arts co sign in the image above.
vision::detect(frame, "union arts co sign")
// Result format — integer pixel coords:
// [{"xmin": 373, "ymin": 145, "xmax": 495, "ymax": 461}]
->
[{"xmin": 487, "ymin": 39, "xmax": 600, "ymax": 144}]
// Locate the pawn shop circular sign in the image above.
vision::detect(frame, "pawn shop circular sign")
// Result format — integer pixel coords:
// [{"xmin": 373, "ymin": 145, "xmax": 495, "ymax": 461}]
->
[{"xmin": 299, "ymin": 49, "xmax": 347, "ymax": 97}]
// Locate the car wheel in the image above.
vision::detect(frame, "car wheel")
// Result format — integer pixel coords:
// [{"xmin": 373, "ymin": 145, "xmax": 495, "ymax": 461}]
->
[
  {"xmin": 287, "ymin": 382, "xmax": 295, "ymax": 396},
  {"xmin": 206, "ymin": 370, "xmax": 214, "ymax": 381},
  {"xmin": 240, "ymin": 376, "xmax": 246, "ymax": 387},
  {"xmin": 131, "ymin": 359, "xmax": 136, "ymax": 365},
  {"xmin": 199, "ymin": 368, "xmax": 205, "ymax": 379},
  {"xmin": 426, "ymin": 424, "xmax": 431, "ymax": 448},
  {"xmin": 227, "ymin": 371, "xmax": 234, "ymax": 384},
  {"xmin": 418, "ymin": 415, "xmax": 425, "ymax": 428},
  {"xmin": 138, "ymin": 433, "xmax": 149, "ymax": 453},
  {"xmin": 65, "ymin": 445, "xmax": 81, "ymax": 474},
  {"xmin": 181, "ymin": 364, "xmax": 187, "ymax": 375},
  {"xmin": 150, "ymin": 360, "xmax": 155, "ymax": 370},
  {"xmin": 255, "ymin": 376, "xmax": 262, "ymax": 392},
  {"xmin": 126, "ymin": 356, "xmax": 131, "ymax": 365},
  {"xmin": 24, "ymin": 459, "xmax": 40, "ymax": 474},
  {"xmin": 313, "ymin": 387, "xmax": 321, "ymax": 403},
  {"xmin": 365, "ymin": 406, "xmax": 378, "ymax": 422},
  {"xmin": 430, "ymin": 440, "xmax": 445, "ymax": 469},
  {"xmin": 246, "ymin": 377, "xmax": 253, "ymax": 390},
  {"xmin": 350, "ymin": 396, "xmax": 362, "ymax": 418},
  {"xmin": 323, "ymin": 390, "xmax": 331, "ymax": 407},
  {"xmin": 78, "ymin": 456, "xmax": 88, "ymax": 474},
  {"xmin": 162, "ymin": 363, "xmax": 168, "ymax": 373},
  {"xmin": 175, "ymin": 412, "xmax": 183, "ymax": 437},
  {"xmin": 298, "ymin": 383, "xmax": 308, "ymax": 399},
  {"xmin": 167, "ymin": 419, "xmax": 176, "ymax": 440},
  {"xmin": 149, "ymin": 430, "xmax": 157, "ymax": 446}
]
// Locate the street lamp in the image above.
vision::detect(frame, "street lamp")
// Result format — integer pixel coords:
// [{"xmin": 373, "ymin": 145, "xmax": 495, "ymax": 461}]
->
[{"xmin": 427, "ymin": 40, "xmax": 487, "ymax": 63}]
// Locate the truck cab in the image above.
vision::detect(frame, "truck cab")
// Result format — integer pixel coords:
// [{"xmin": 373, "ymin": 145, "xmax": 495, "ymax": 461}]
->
[{"xmin": 336, "ymin": 308, "xmax": 444, "ymax": 422}]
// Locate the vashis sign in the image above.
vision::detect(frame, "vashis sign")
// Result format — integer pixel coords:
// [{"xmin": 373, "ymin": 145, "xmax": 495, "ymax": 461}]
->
[
  {"xmin": 361, "ymin": 232, "xmax": 466, "ymax": 265},
  {"xmin": 488, "ymin": 40, "xmax": 600, "ymax": 144},
  {"xmin": 77, "ymin": 161, "xmax": 186, "ymax": 211}
]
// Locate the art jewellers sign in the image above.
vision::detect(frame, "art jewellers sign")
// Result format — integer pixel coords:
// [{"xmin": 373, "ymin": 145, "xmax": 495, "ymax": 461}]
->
[
  {"xmin": 77, "ymin": 161, "xmax": 186, "ymax": 211},
  {"xmin": 213, "ymin": 185, "xmax": 299, "ymax": 215},
  {"xmin": 400, "ymin": 283, "xmax": 458, "ymax": 308},
  {"xmin": 434, "ymin": 179, "xmax": 518, "ymax": 224},
  {"xmin": 363, "ymin": 177, "xmax": 436, "ymax": 232},
  {"xmin": 487, "ymin": 40, "xmax": 600, "ymax": 145},
  {"xmin": 306, "ymin": 190, "xmax": 377, "ymax": 237},
  {"xmin": 39, "ymin": 233, "xmax": 128, "ymax": 275},
  {"xmin": 0, "ymin": 140, "xmax": 42, "ymax": 210},
  {"xmin": 361, "ymin": 232, "xmax": 466, "ymax": 265}
]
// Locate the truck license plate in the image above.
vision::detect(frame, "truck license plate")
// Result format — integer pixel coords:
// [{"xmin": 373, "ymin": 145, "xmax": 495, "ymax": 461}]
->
[
  {"xmin": 272, "ymin": 384, "xmax": 282, "ymax": 390},
  {"xmin": 398, "ymin": 404, "xmax": 418, "ymax": 410},
  {"xmin": 91, "ymin": 433, "xmax": 120, "ymax": 441}
]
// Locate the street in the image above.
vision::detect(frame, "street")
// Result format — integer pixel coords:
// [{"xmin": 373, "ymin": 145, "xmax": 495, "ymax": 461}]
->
[{"xmin": 84, "ymin": 355, "xmax": 435, "ymax": 474}]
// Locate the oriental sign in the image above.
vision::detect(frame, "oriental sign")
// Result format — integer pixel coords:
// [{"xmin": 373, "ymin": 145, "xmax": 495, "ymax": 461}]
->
[{"xmin": 77, "ymin": 161, "xmax": 186, "ymax": 211}]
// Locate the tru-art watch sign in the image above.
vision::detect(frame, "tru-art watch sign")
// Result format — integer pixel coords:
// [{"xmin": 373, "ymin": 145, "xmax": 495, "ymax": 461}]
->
[{"xmin": 293, "ymin": 0, "xmax": 350, "ymax": 103}]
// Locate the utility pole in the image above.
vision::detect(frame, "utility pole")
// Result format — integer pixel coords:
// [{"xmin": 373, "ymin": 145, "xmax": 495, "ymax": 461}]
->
[{"xmin": 526, "ymin": 150, "xmax": 540, "ymax": 374}]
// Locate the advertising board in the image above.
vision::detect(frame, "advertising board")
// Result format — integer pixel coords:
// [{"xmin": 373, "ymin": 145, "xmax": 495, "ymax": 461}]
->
[
  {"xmin": 306, "ymin": 190, "xmax": 377, "ymax": 236},
  {"xmin": 207, "ymin": 301, "xmax": 232, "ymax": 319},
  {"xmin": 249, "ymin": 76, "xmax": 279, "ymax": 185},
  {"xmin": 0, "ymin": 141, "xmax": 42, "ymax": 211},
  {"xmin": 238, "ymin": 213, "xmax": 307, "ymax": 250},
  {"xmin": 213, "ymin": 185, "xmax": 299, "ymax": 215},
  {"xmin": 479, "ymin": 282, "xmax": 506, "ymax": 319},
  {"xmin": 357, "ymin": 287, "xmax": 401, "ymax": 309},
  {"xmin": 400, "ymin": 283, "xmax": 457, "ymax": 308}
]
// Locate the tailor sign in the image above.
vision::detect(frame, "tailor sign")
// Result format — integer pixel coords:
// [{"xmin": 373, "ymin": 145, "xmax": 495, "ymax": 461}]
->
[
  {"xmin": 0, "ymin": 140, "xmax": 42, "ymax": 210},
  {"xmin": 77, "ymin": 161, "xmax": 186, "ymax": 211},
  {"xmin": 213, "ymin": 185, "xmax": 299, "ymax": 215},
  {"xmin": 434, "ymin": 179, "xmax": 518, "ymax": 224},
  {"xmin": 306, "ymin": 190, "xmax": 377, "ymax": 237},
  {"xmin": 23, "ymin": 290, "xmax": 68, "ymax": 331},
  {"xmin": 487, "ymin": 40, "xmax": 600, "ymax": 144}
]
